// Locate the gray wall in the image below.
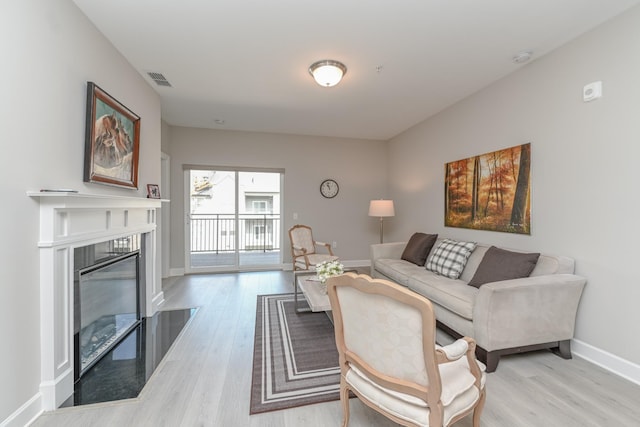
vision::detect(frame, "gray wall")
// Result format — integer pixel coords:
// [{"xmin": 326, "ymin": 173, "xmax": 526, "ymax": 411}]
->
[
  {"xmin": 387, "ymin": 6, "xmax": 640, "ymax": 365},
  {"xmin": 167, "ymin": 127, "xmax": 388, "ymax": 271},
  {"xmin": 0, "ymin": 0, "xmax": 161, "ymax": 422}
]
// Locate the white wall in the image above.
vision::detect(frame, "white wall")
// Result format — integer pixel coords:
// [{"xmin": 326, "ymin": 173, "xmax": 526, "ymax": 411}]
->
[
  {"xmin": 0, "ymin": 0, "xmax": 161, "ymax": 423},
  {"xmin": 388, "ymin": 6, "xmax": 640, "ymax": 367},
  {"xmin": 168, "ymin": 127, "xmax": 388, "ymax": 271}
]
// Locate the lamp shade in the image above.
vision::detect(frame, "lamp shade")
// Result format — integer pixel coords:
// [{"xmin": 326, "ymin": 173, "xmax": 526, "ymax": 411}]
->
[
  {"xmin": 309, "ymin": 60, "xmax": 347, "ymax": 87},
  {"xmin": 369, "ymin": 200, "xmax": 395, "ymax": 217}
]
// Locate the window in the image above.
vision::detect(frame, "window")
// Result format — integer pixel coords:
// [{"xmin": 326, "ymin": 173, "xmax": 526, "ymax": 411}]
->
[{"xmin": 252, "ymin": 200, "xmax": 267, "ymax": 213}]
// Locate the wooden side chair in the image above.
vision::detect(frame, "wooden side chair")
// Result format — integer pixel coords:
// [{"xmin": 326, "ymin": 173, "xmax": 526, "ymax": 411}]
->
[
  {"xmin": 327, "ymin": 273, "xmax": 486, "ymax": 427},
  {"xmin": 288, "ymin": 224, "xmax": 338, "ymax": 271}
]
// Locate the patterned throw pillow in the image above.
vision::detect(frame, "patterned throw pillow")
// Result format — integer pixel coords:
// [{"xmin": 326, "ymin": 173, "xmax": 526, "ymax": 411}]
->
[{"xmin": 426, "ymin": 239, "xmax": 477, "ymax": 279}]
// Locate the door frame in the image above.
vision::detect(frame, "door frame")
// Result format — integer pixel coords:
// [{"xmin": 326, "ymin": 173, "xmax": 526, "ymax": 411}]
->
[
  {"xmin": 183, "ymin": 165, "xmax": 285, "ymax": 273},
  {"xmin": 160, "ymin": 152, "xmax": 170, "ymax": 278}
]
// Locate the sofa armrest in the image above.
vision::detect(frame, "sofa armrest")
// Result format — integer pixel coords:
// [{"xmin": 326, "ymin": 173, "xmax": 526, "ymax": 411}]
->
[
  {"xmin": 370, "ymin": 242, "xmax": 406, "ymax": 263},
  {"xmin": 472, "ymin": 274, "xmax": 586, "ymax": 351}
]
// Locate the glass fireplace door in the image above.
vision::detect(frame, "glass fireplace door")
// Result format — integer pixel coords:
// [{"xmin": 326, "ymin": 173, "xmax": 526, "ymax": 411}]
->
[{"xmin": 78, "ymin": 251, "xmax": 140, "ymax": 376}]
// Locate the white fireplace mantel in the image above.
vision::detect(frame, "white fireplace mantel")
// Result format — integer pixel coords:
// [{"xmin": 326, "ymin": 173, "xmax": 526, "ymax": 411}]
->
[{"xmin": 28, "ymin": 191, "xmax": 164, "ymax": 410}]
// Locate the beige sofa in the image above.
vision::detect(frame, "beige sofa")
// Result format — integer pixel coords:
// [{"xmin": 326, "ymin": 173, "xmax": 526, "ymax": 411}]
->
[{"xmin": 371, "ymin": 239, "xmax": 586, "ymax": 372}]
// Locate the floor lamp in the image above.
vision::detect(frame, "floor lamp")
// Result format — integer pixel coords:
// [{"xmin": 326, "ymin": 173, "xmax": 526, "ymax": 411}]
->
[{"xmin": 369, "ymin": 200, "xmax": 395, "ymax": 243}]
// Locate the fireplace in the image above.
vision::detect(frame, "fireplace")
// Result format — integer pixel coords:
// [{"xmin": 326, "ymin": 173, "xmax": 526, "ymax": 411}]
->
[
  {"xmin": 29, "ymin": 191, "xmax": 164, "ymax": 410},
  {"xmin": 74, "ymin": 235, "xmax": 142, "ymax": 380}
]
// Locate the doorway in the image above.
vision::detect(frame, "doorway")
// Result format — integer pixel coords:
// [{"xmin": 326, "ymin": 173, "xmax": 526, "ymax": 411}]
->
[{"xmin": 185, "ymin": 167, "xmax": 283, "ymax": 272}]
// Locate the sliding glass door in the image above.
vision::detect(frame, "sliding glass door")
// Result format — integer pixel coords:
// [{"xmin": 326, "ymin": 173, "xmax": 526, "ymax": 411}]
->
[{"xmin": 185, "ymin": 167, "xmax": 283, "ymax": 272}]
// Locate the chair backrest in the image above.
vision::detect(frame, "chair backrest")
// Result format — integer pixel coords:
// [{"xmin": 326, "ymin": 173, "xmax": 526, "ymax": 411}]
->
[
  {"xmin": 327, "ymin": 273, "xmax": 442, "ymax": 401},
  {"xmin": 288, "ymin": 224, "xmax": 316, "ymax": 256}
]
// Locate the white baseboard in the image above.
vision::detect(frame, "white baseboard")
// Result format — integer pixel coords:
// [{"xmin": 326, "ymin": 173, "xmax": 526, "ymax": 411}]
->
[
  {"xmin": 169, "ymin": 268, "xmax": 185, "ymax": 277},
  {"xmin": 1, "ymin": 392, "xmax": 42, "ymax": 427},
  {"xmin": 39, "ymin": 367, "xmax": 73, "ymax": 411},
  {"xmin": 178, "ymin": 261, "xmax": 371, "ymax": 274},
  {"xmin": 572, "ymin": 339, "xmax": 640, "ymax": 386}
]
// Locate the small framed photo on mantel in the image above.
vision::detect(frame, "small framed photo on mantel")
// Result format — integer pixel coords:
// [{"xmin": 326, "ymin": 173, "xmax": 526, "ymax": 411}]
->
[{"xmin": 147, "ymin": 184, "xmax": 160, "ymax": 199}]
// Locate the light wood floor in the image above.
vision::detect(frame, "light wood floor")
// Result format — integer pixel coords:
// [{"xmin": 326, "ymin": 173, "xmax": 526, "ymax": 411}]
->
[{"xmin": 32, "ymin": 271, "xmax": 640, "ymax": 427}]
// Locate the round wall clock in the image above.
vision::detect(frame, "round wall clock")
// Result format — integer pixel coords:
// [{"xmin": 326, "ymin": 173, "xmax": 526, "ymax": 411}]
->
[{"xmin": 320, "ymin": 179, "xmax": 339, "ymax": 198}]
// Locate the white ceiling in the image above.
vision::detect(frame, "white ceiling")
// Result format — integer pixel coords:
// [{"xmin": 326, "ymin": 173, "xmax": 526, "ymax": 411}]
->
[{"xmin": 73, "ymin": 0, "xmax": 639, "ymax": 141}]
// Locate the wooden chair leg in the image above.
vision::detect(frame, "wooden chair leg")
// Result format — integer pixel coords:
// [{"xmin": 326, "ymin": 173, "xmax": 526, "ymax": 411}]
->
[
  {"xmin": 340, "ymin": 381, "xmax": 350, "ymax": 427},
  {"xmin": 472, "ymin": 389, "xmax": 486, "ymax": 427}
]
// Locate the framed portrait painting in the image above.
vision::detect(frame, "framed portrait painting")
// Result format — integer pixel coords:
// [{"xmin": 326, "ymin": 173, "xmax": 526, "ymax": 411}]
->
[{"xmin": 83, "ymin": 82, "xmax": 140, "ymax": 189}]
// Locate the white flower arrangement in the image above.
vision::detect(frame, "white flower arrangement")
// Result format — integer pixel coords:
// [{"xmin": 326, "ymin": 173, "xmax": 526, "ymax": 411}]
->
[{"xmin": 315, "ymin": 259, "xmax": 344, "ymax": 284}]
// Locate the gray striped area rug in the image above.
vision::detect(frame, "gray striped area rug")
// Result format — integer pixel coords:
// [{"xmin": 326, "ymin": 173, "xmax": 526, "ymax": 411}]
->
[{"xmin": 250, "ymin": 293, "xmax": 342, "ymax": 414}]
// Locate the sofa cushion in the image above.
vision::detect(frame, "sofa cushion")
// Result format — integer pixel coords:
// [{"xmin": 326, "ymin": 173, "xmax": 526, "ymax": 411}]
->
[
  {"xmin": 468, "ymin": 246, "xmax": 540, "ymax": 288},
  {"xmin": 374, "ymin": 258, "xmax": 425, "ymax": 287},
  {"xmin": 401, "ymin": 233, "xmax": 438, "ymax": 266},
  {"xmin": 458, "ymin": 244, "xmax": 488, "ymax": 282},
  {"xmin": 426, "ymin": 239, "xmax": 477, "ymax": 279},
  {"xmin": 530, "ymin": 254, "xmax": 575, "ymax": 275},
  {"xmin": 408, "ymin": 271, "xmax": 477, "ymax": 320}
]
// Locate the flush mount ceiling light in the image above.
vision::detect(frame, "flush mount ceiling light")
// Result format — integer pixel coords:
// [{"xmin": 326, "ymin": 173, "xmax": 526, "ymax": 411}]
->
[{"xmin": 308, "ymin": 60, "xmax": 347, "ymax": 87}]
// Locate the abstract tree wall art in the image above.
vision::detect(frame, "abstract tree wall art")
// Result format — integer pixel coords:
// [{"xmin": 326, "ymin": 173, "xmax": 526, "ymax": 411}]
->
[{"xmin": 445, "ymin": 143, "xmax": 531, "ymax": 234}]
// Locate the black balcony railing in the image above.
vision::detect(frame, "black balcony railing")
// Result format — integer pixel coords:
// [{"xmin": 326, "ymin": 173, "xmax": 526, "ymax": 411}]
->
[{"xmin": 190, "ymin": 213, "xmax": 281, "ymax": 254}]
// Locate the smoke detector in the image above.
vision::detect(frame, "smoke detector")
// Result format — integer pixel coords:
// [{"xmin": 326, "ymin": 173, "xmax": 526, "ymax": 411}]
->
[{"xmin": 512, "ymin": 51, "xmax": 533, "ymax": 64}]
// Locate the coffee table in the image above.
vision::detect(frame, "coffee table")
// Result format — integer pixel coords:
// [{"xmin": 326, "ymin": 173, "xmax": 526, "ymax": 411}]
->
[{"xmin": 293, "ymin": 270, "xmax": 356, "ymax": 314}]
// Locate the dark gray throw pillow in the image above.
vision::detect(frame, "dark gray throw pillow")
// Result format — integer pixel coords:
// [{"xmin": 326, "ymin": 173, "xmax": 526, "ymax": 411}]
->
[
  {"xmin": 401, "ymin": 233, "xmax": 438, "ymax": 266},
  {"xmin": 468, "ymin": 246, "xmax": 540, "ymax": 288}
]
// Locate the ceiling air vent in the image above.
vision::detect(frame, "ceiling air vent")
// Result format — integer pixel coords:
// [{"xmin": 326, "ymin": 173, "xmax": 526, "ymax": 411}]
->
[{"xmin": 147, "ymin": 72, "xmax": 172, "ymax": 87}]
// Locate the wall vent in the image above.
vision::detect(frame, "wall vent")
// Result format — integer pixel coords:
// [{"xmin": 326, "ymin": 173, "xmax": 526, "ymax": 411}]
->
[{"xmin": 147, "ymin": 72, "xmax": 172, "ymax": 87}]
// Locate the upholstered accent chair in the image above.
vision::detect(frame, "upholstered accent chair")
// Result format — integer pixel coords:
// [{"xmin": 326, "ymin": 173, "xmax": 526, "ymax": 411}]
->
[
  {"xmin": 288, "ymin": 224, "xmax": 338, "ymax": 271},
  {"xmin": 327, "ymin": 273, "xmax": 486, "ymax": 427}
]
